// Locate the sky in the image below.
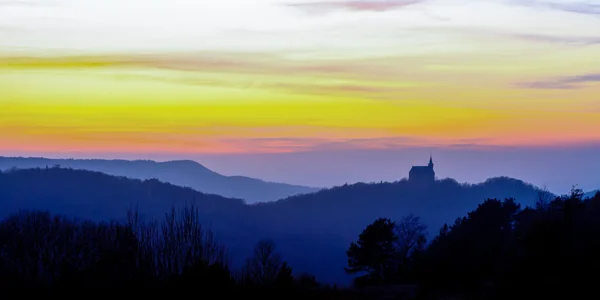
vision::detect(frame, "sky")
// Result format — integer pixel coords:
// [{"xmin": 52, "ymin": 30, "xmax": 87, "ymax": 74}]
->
[{"xmin": 1, "ymin": 0, "xmax": 599, "ymax": 193}]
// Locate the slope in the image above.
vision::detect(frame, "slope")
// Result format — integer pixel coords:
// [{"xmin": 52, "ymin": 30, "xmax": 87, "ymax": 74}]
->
[
  {"xmin": 0, "ymin": 156, "xmax": 320, "ymax": 203},
  {"xmin": 0, "ymin": 168, "xmax": 548, "ymax": 284}
]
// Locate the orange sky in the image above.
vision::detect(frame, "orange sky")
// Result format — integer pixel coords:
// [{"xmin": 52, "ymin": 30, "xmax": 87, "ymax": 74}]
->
[{"xmin": 1, "ymin": 0, "xmax": 600, "ymax": 155}]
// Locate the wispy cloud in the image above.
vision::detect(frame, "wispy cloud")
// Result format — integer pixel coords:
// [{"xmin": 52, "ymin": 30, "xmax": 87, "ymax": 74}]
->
[
  {"xmin": 510, "ymin": 33, "xmax": 600, "ymax": 46},
  {"xmin": 229, "ymin": 136, "xmax": 428, "ymax": 153},
  {"xmin": 0, "ymin": 53, "xmax": 419, "ymax": 82},
  {"xmin": 0, "ymin": 0, "xmax": 59, "ymax": 7},
  {"xmin": 0, "ymin": 53, "xmax": 429, "ymax": 99},
  {"xmin": 103, "ymin": 72, "xmax": 417, "ymax": 99},
  {"xmin": 514, "ymin": 0, "xmax": 600, "ymax": 16},
  {"xmin": 517, "ymin": 73, "xmax": 600, "ymax": 89},
  {"xmin": 288, "ymin": 0, "xmax": 424, "ymax": 13},
  {"xmin": 266, "ymin": 81, "xmax": 417, "ymax": 99}
]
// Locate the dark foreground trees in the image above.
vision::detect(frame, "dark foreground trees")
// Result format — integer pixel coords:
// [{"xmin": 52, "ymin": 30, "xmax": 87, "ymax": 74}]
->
[
  {"xmin": 2, "ymin": 187, "xmax": 600, "ymax": 299},
  {"xmin": 344, "ymin": 189, "xmax": 600, "ymax": 299},
  {"xmin": 0, "ymin": 205, "xmax": 231, "ymax": 288},
  {"xmin": 0, "ymin": 211, "xmax": 147, "ymax": 287},
  {"xmin": 243, "ymin": 239, "xmax": 294, "ymax": 286},
  {"xmin": 345, "ymin": 215, "xmax": 427, "ymax": 286},
  {"xmin": 346, "ymin": 218, "xmax": 398, "ymax": 284},
  {"xmin": 0, "ymin": 206, "xmax": 347, "ymax": 297}
]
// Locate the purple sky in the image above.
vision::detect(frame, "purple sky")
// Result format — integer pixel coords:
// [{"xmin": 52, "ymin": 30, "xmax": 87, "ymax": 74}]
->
[{"xmin": 8, "ymin": 145, "xmax": 598, "ymax": 196}]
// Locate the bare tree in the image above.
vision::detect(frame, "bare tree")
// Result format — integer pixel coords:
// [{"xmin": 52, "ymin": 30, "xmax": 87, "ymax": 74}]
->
[
  {"xmin": 394, "ymin": 214, "xmax": 427, "ymax": 267},
  {"xmin": 568, "ymin": 184, "xmax": 584, "ymax": 201},
  {"xmin": 126, "ymin": 206, "xmax": 160, "ymax": 276},
  {"xmin": 535, "ymin": 185, "xmax": 553, "ymax": 211},
  {"xmin": 127, "ymin": 204, "xmax": 228, "ymax": 279},
  {"xmin": 0, "ymin": 205, "xmax": 230, "ymax": 286},
  {"xmin": 0, "ymin": 210, "xmax": 140, "ymax": 286},
  {"xmin": 245, "ymin": 239, "xmax": 284, "ymax": 285}
]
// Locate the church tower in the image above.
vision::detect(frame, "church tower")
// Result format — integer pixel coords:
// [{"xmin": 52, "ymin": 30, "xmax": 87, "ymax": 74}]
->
[{"xmin": 409, "ymin": 156, "xmax": 436, "ymax": 184}]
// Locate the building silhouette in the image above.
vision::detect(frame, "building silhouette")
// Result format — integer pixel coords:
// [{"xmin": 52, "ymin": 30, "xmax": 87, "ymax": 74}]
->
[{"xmin": 409, "ymin": 156, "xmax": 435, "ymax": 184}]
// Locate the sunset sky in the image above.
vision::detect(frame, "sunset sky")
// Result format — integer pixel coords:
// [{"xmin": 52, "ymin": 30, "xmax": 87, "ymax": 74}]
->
[{"xmin": 1, "ymin": 0, "xmax": 599, "ymax": 192}]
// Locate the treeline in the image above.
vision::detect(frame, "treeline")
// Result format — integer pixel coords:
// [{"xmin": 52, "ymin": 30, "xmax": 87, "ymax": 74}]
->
[
  {"xmin": 2, "ymin": 186, "xmax": 600, "ymax": 299},
  {"xmin": 0, "ymin": 205, "xmax": 357, "ymax": 298},
  {"xmin": 345, "ymin": 187, "xmax": 600, "ymax": 299}
]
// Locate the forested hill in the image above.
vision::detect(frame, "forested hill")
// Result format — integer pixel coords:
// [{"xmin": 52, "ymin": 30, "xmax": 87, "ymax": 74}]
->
[
  {"xmin": 0, "ymin": 167, "xmax": 246, "ymax": 221},
  {"xmin": 0, "ymin": 167, "xmax": 551, "ymax": 284},
  {"xmin": 0, "ymin": 156, "xmax": 319, "ymax": 204},
  {"xmin": 249, "ymin": 177, "xmax": 550, "ymax": 239}
]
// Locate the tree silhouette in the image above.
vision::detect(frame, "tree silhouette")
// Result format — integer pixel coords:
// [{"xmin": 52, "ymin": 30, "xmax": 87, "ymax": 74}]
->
[
  {"xmin": 345, "ymin": 218, "xmax": 398, "ymax": 284},
  {"xmin": 394, "ymin": 214, "xmax": 427, "ymax": 278},
  {"xmin": 274, "ymin": 261, "xmax": 294, "ymax": 287},
  {"xmin": 296, "ymin": 272, "xmax": 320, "ymax": 288},
  {"xmin": 245, "ymin": 239, "xmax": 287, "ymax": 285},
  {"xmin": 535, "ymin": 185, "xmax": 553, "ymax": 211}
]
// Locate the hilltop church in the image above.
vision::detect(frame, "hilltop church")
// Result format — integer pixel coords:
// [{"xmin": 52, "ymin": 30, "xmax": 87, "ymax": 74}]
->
[{"xmin": 409, "ymin": 156, "xmax": 435, "ymax": 184}]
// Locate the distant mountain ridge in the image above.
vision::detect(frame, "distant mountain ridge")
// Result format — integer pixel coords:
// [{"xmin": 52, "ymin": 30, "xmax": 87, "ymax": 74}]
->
[
  {"xmin": 0, "ymin": 156, "xmax": 320, "ymax": 204},
  {"xmin": 0, "ymin": 167, "xmax": 246, "ymax": 222},
  {"xmin": 0, "ymin": 167, "xmax": 550, "ymax": 284},
  {"xmin": 585, "ymin": 190, "xmax": 600, "ymax": 199}
]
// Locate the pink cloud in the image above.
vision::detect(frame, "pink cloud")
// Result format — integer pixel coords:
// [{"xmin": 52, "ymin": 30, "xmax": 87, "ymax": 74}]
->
[{"xmin": 289, "ymin": 0, "xmax": 423, "ymax": 13}]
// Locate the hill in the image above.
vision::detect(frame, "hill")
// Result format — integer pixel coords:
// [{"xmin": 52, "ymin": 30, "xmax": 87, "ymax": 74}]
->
[
  {"xmin": 0, "ymin": 167, "xmax": 548, "ymax": 284},
  {"xmin": 0, "ymin": 156, "xmax": 319, "ymax": 204},
  {"xmin": 585, "ymin": 190, "xmax": 599, "ymax": 199},
  {"xmin": 0, "ymin": 167, "xmax": 246, "ymax": 221}
]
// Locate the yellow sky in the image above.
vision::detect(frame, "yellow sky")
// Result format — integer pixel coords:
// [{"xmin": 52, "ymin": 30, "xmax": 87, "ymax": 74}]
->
[{"xmin": 1, "ymin": 0, "xmax": 600, "ymax": 154}]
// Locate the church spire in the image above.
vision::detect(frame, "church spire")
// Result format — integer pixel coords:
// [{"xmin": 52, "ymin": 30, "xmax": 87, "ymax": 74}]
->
[{"xmin": 428, "ymin": 154, "xmax": 433, "ymax": 168}]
